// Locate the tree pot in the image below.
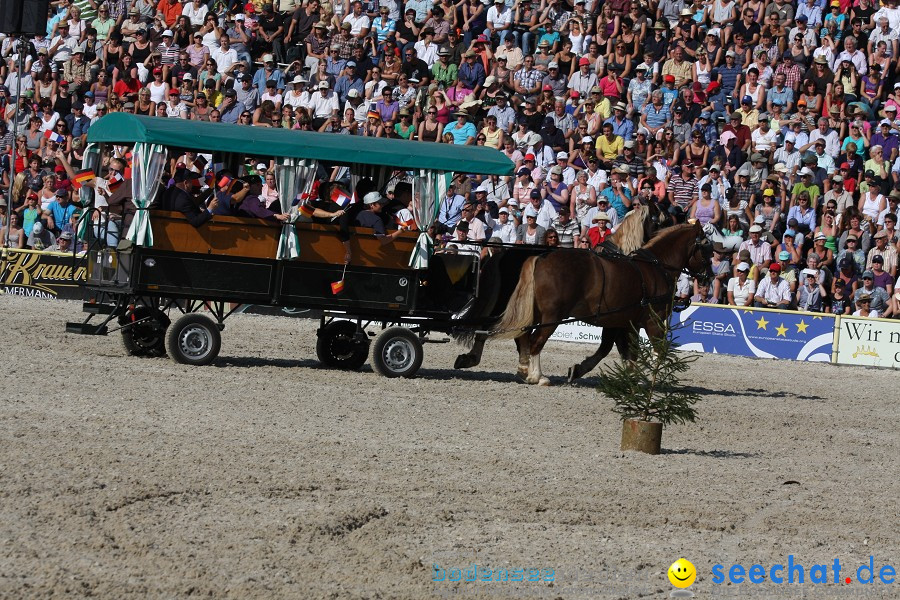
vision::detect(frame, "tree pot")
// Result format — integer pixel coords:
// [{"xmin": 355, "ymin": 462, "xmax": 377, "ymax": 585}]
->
[{"xmin": 620, "ymin": 419, "xmax": 662, "ymax": 455}]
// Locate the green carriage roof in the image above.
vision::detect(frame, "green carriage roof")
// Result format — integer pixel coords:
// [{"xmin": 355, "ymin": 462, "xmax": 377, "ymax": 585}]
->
[{"xmin": 87, "ymin": 113, "xmax": 515, "ymax": 175}]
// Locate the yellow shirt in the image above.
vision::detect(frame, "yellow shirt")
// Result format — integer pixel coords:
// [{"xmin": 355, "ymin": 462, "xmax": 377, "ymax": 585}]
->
[
  {"xmin": 596, "ymin": 134, "xmax": 623, "ymax": 160},
  {"xmin": 480, "ymin": 126, "xmax": 503, "ymax": 149},
  {"xmin": 661, "ymin": 58, "xmax": 692, "ymax": 87}
]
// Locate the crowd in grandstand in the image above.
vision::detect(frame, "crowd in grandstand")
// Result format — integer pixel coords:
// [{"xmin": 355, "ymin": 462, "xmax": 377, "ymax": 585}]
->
[{"xmin": 2, "ymin": 0, "xmax": 900, "ymax": 316}]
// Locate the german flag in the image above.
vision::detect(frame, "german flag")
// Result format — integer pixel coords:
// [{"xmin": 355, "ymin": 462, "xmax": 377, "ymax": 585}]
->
[
  {"xmin": 107, "ymin": 172, "xmax": 124, "ymax": 192},
  {"xmin": 298, "ymin": 202, "xmax": 315, "ymax": 218},
  {"xmin": 72, "ymin": 169, "xmax": 95, "ymax": 189}
]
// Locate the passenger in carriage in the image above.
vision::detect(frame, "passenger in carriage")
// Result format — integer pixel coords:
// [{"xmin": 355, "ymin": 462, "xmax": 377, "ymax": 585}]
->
[
  {"xmin": 338, "ymin": 191, "xmax": 404, "ymax": 262},
  {"xmin": 162, "ymin": 168, "xmax": 218, "ymax": 227},
  {"xmin": 235, "ymin": 175, "xmax": 290, "ymax": 221},
  {"xmin": 211, "ymin": 173, "xmax": 250, "ymax": 216}
]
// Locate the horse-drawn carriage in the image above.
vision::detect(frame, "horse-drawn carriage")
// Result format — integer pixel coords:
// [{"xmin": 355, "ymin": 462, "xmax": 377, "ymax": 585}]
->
[{"xmin": 65, "ymin": 114, "xmax": 545, "ymax": 377}]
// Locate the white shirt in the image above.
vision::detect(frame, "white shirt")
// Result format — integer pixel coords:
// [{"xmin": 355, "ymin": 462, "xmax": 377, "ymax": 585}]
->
[
  {"xmin": 413, "ymin": 40, "xmax": 438, "ymax": 67},
  {"xmin": 832, "ymin": 49, "xmax": 868, "ymax": 76},
  {"xmin": 211, "ymin": 47, "xmax": 239, "ymax": 73},
  {"xmin": 727, "ymin": 276, "xmax": 756, "ymax": 305},
  {"xmin": 486, "ymin": 5, "xmax": 512, "ymax": 29},
  {"xmin": 751, "ymin": 127, "xmax": 779, "ymax": 153},
  {"xmin": 310, "ymin": 90, "xmax": 339, "ymax": 118},
  {"xmin": 342, "ymin": 13, "xmax": 371, "ymax": 36},
  {"xmin": 486, "ymin": 216, "xmax": 517, "ymax": 243},
  {"xmin": 809, "ymin": 128, "xmax": 840, "ymax": 158}
]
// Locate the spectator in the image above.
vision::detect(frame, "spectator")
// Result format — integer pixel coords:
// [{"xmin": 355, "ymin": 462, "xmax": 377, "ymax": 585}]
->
[{"xmin": 727, "ymin": 262, "xmax": 756, "ymax": 306}]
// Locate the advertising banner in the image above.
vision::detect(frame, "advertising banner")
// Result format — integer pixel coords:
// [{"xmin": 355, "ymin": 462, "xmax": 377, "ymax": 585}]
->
[
  {"xmin": 836, "ymin": 317, "xmax": 900, "ymax": 368},
  {"xmin": 670, "ymin": 304, "xmax": 836, "ymax": 362},
  {"xmin": 0, "ymin": 249, "xmax": 85, "ymax": 300},
  {"xmin": 548, "ymin": 320, "xmax": 606, "ymax": 344}
]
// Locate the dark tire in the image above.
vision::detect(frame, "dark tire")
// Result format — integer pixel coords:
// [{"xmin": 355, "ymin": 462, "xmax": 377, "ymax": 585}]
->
[
  {"xmin": 166, "ymin": 314, "xmax": 221, "ymax": 366},
  {"xmin": 121, "ymin": 306, "xmax": 170, "ymax": 357},
  {"xmin": 316, "ymin": 320, "xmax": 369, "ymax": 370},
  {"xmin": 370, "ymin": 327, "xmax": 424, "ymax": 378}
]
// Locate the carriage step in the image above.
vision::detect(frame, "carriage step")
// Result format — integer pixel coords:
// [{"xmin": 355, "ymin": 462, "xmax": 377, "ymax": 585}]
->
[
  {"xmin": 66, "ymin": 322, "xmax": 109, "ymax": 335},
  {"xmin": 83, "ymin": 302, "xmax": 117, "ymax": 315}
]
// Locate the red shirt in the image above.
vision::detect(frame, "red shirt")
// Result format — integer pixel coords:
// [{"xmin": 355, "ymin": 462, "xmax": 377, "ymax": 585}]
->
[{"xmin": 113, "ymin": 78, "xmax": 142, "ymax": 98}]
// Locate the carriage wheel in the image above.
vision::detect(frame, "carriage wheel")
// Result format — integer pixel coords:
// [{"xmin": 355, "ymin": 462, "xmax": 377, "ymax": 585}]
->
[
  {"xmin": 316, "ymin": 320, "xmax": 369, "ymax": 371},
  {"xmin": 370, "ymin": 327, "xmax": 424, "ymax": 378},
  {"xmin": 121, "ymin": 306, "xmax": 170, "ymax": 357},
  {"xmin": 166, "ymin": 314, "xmax": 221, "ymax": 366}
]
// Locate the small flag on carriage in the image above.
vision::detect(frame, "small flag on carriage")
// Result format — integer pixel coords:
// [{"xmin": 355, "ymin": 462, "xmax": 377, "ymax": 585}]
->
[
  {"xmin": 331, "ymin": 188, "xmax": 355, "ymax": 208},
  {"xmin": 331, "ymin": 263, "xmax": 348, "ymax": 295},
  {"xmin": 218, "ymin": 175, "xmax": 233, "ymax": 190},
  {"xmin": 44, "ymin": 130, "xmax": 65, "ymax": 144},
  {"xmin": 204, "ymin": 169, "xmax": 215, "ymax": 188},
  {"xmin": 72, "ymin": 169, "xmax": 95, "ymax": 189},
  {"xmin": 298, "ymin": 201, "xmax": 315, "ymax": 218}
]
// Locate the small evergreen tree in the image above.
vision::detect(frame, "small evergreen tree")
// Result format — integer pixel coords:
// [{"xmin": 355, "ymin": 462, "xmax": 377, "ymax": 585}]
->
[{"xmin": 597, "ymin": 310, "xmax": 700, "ymax": 426}]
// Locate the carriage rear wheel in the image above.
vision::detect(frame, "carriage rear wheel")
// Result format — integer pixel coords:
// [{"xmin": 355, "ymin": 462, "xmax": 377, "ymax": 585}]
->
[
  {"xmin": 316, "ymin": 320, "xmax": 369, "ymax": 370},
  {"xmin": 121, "ymin": 306, "xmax": 170, "ymax": 357},
  {"xmin": 370, "ymin": 327, "xmax": 424, "ymax": 378},
  {"xmin": 167, "ymin": 314, "xmax": 221, "ymax": 366}
]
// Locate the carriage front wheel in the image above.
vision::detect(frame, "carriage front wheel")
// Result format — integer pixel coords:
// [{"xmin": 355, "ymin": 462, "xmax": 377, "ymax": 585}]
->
[
  {"xmin": 167, "ymin": 314, "xmax": 221, "ymax": 366},
  {"xmin": 370, "ymin": 327, "xmax": 424, "ymax": 378}
]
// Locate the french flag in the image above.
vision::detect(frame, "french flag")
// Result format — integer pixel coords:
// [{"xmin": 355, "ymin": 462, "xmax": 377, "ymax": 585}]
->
[
  {"xmin": 44, "ymin": 130, "xmax": 65, "ymax": 144},
  {"xmin": 331, "ymin": 188, "xmax": 355, "ymax": 208}
]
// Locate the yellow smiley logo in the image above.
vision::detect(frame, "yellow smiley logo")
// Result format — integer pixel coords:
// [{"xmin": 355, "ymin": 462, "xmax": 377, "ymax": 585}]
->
[{"xmin": 668, "ymin": 558, "xmax": 697, "ymax": 588}]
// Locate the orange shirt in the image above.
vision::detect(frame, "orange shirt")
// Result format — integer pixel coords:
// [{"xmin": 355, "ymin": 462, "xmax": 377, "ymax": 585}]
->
[{"xmin": 156, "ymin": 0, "xmax": 183, "ymax": 27}]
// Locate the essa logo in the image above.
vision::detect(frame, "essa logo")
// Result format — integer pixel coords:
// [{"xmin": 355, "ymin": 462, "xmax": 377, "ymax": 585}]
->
[{"xmin": 691, "ymin": 321, "xmax": 736, "ymax": 334}]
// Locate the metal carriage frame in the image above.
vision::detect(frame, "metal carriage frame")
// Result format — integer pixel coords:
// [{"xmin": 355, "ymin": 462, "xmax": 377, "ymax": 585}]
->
[{"xmin": 65, "ymin": 114, "xmax": 529, "ymax": 378}]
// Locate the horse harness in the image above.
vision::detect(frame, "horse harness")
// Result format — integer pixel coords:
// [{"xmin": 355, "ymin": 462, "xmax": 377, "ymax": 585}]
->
[{"xmin": 482, "ymin": 234, "xmax": 709, "ymax": 336}]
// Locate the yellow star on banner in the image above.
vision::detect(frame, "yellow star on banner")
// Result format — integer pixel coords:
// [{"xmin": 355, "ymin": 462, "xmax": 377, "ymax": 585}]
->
[
  {"xmin": 796, "ymin": 320, "xmax": 809, "ymax": 334},
  {"xmin": 776, "ymin": 323, "xmax": 789, "ymax": 337},
  {"xmin": 756, "ymin": 316, "xmax": 769, "ymax": 330}
]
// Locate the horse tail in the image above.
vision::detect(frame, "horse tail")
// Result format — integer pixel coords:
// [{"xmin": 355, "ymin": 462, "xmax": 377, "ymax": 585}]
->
[{"xmin": 491, "ymin": 256, "xmax": 538, "ymax": 340}]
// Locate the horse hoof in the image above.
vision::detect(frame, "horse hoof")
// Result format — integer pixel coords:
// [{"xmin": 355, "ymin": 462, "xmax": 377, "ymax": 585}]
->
[
  {"xmin": 454, "ymin": 355, "xmax": 471, "ymax": 369},
  {"xmin": 567, "ymin": 366, "xmax": 580, "ymax": 382},
  {"xmin": 538, "ymin": 376, "xmax": 551, "ymax": 386}
]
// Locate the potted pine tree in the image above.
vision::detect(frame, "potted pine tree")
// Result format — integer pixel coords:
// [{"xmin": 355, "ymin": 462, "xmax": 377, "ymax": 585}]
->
[{"xmin": 596, "ymin": 312, "xmax": 700, "ymax": 455}]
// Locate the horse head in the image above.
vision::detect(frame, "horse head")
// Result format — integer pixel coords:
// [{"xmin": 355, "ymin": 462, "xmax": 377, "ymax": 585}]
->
[{"xmin": 686, "ymin": 221, "xmax": 715, "ymax": 284}]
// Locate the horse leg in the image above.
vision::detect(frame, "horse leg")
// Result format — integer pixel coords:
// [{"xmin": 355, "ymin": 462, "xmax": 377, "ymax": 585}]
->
[
  {"xmin": 454, "ymin": 334, "xmax": 486, "ymax": 369},
  {"xmin": 617, "ymin": 328, "xmax": 637, "ymax": 363},
  {"xmin": 515, "ymin": 335, "xmax": 530, "ymax": 380},
  {"xmin": 525, "ymin": 325, "xmax": 556, "ymax": 386},
  {"xmin": 568, "ymin": 327, "xmax": 618, "ymax": 382}
]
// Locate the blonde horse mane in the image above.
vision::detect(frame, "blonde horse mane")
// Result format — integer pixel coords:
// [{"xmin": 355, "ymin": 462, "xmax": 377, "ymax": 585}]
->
[{"xmin": 608, "ymin": 204, "xmax": 648, "ymax": 254}]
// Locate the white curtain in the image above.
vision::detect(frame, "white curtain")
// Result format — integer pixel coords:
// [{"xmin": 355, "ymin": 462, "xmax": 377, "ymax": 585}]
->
[
  {"xmin": 75, "ymin": 143, "xmax": 101, "ymax": 241},
  {"xmin": 126, "ymin": 143, "xmax": 166, "ymax": 247},
  {"xmin": 276, "ymin": 158, "xmax": 318, "ymax": 260},
  {"xmin": 408, "ymin": 169, "xmax": 446, "ymax": 269}
]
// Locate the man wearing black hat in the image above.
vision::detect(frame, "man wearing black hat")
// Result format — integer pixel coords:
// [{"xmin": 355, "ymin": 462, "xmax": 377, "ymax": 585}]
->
[{"xmin": 163, "ymin": 169, "xmax": 218, "ymax": 227}]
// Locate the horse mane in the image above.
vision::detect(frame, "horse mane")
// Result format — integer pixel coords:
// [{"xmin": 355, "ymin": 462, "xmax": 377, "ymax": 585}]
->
[
  {"xmin": 608, "ymin": 204, "xmax": 648, "ymax": 255},
  {"xmin": 644, "ymin": 222, "xmax": 699, "ymax": 253}
]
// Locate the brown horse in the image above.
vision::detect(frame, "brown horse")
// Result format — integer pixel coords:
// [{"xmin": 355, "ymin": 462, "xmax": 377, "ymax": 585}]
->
[
  {"xmin": 490, "ymin": 221, "xmax": 712, "ymax": 385},
  {"xmin": 453, "ymin": 204, "xmax": 664, "ymax": 370}
]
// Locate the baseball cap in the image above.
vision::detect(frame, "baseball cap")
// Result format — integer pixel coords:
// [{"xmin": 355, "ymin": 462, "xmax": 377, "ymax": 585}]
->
[
  {"xmin": 769, "ymin": 263, "xmax": 782, "ymax": 273},
  {"xmin": 778, "ymin": 251, "xmax": 790, "ymax": 261}
]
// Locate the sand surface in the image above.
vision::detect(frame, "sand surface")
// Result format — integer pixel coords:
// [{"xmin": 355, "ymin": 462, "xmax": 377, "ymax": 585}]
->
[{"xmin": 1, "ymin": 295, "xmax": 898, "ymax": 599}]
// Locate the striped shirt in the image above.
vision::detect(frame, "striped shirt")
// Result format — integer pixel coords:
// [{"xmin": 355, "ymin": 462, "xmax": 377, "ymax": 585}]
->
[{"xmin": 669, "ymin": 174, "xmax": 698, "ymax": 210}]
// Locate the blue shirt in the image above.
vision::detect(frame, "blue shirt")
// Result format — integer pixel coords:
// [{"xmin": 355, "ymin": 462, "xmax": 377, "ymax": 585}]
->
[
  {"xmin": 47, "ymin": 200, "xmax": 76, "ymax": 229},
  {"xmin": 604, "ymin": 116, "xmax": 634, "ymax": 140},
  {"xmin": 642, "ymin": 103, "xmax": 670, "ymax": 129},
  {"xmin": 457, "ymin": 61, "xmax": 486, "ymax": 90},
  {"xmin": 449, "ymin": 121, "xmax": 476, "ymax": 145},
  {"xmin": 601, "ymin": 186, "xmax": 632, "ymax": 219},
  {"xmin": 252, "ymin": 67, "xmax": 285, "ymax": 92},
  {"xmin": 439, "ymin": 193, "xmax": 466, "ymax": 227}
]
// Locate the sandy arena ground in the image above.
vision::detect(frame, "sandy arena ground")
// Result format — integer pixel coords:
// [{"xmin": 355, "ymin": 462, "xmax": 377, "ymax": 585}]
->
[{"xmin": 1, "ymin": 295, "xmax": 899, "ymax": 599}]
